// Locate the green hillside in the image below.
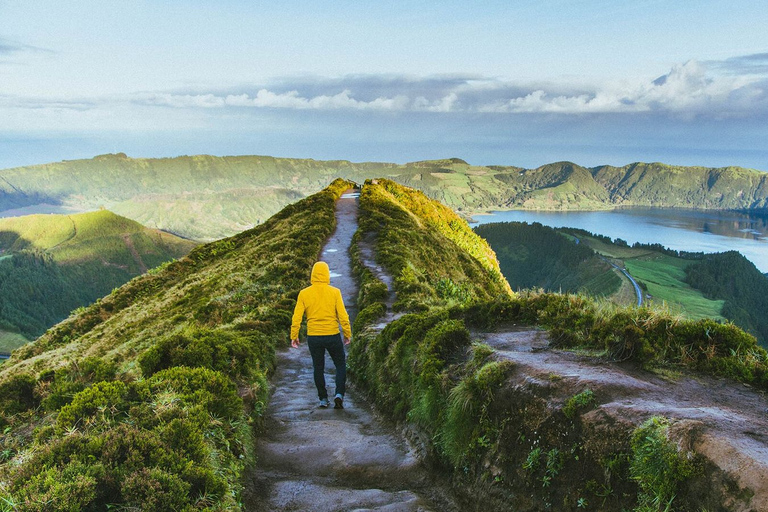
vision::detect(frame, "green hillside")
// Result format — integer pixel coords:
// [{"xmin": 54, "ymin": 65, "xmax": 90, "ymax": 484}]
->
[
  {"xmin": 2, "ymin": 154, "xmax": 766, "ymax": 240},
  {"xmin": 474, "ymin": 221, "xmax": 621, "ymax": 297},
  {"xmin": 556, "ymin": 231, "xmax": 768, "ymax": 345},
  {"xmin": 0, "ymin": 180, "xmax": 353, "ymax": 510},
  {"xmin": 685, "ymin": 251, "xmax": 768, "ymax": 345},
  {"xmin": 0, "ymin": 210, "xmax": 196, "ymax": 342}
]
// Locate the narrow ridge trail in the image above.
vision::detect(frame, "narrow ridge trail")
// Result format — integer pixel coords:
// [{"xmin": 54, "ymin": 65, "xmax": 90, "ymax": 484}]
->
[{"xmin": 245, "ymin": 190, "xmax": 458, "ymax": 512}]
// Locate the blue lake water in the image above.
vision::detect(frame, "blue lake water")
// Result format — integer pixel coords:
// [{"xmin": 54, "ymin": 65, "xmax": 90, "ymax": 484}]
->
[{"xmin": 470, "ymin": 208, "xmax": 768, "ymax": 273}]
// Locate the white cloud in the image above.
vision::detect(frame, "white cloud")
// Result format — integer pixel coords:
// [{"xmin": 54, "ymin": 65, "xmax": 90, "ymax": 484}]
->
[{"xmin": 126, "ymin": 59, "xmax": 766, "ymax": 118}]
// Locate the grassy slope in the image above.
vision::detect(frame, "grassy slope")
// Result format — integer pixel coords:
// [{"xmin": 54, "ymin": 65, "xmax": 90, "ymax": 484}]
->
[
  {"xmin": 356, "ymin": 178, "xmax": 510, "ymax": 312},
  {"xmin": 2, "ymin": 154, "xmax": 766, "ymax": 240},
  {"xmin": 624, "ymin": 256, "xmax": 725, "ymax": 320},
  {"xmin": 0, "ymin": 331, "xmax": 28, "ymax": 354},
  {"xmin": 0, "ymin": 180, "xmax": 352, "ymax": 510},
  {"xmin": 0, "ymin": 210, "xmax": 197, "ymax": 340},
  {"xmin": 572, "ymin": 234, "xmax": 725, "ymax": 318},
  {"xmin": 474, "ymin": 221, "xmax": 621, "ymax": 298},
  {"xmin": 349, "ymin": 180, "xmax": 768, "ymax": 511}
]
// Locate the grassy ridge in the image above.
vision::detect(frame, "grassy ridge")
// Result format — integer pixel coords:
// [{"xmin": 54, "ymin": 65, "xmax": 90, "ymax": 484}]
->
[
  {"xmin": 355, "ymin": 178, "xmax": 510, "ymax": 312},
  {"xmin": 349, "ymin": 180, "xmax": 768, "ymax": 511},
  {"xmin": 0, "ymin": 179, "xmax": 353, "ymax": 510},
  {"xmin": 0, "ymin": 210, "xmax": 196, "ymax": 340},
  {"xmin": 2, "ymin": 154, "xmax": 766, "ymax": 241}
]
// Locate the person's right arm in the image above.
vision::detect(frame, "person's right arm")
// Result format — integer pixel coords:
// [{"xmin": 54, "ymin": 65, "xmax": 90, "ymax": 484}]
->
[{"xmin": 290, "ymin": 292, "xmax": 305, "ymax": 348}]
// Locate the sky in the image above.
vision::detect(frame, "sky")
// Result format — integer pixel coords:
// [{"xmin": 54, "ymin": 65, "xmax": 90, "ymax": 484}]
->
[{"xmin": 1, "ymin": 0, "xmax": 768, "ymax": 170}]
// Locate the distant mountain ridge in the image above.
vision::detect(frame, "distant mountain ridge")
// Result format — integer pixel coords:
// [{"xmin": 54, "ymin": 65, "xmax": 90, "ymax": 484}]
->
[{"xmin": 1, "ymin": 153, "xmax": 766, "ymax": 240}]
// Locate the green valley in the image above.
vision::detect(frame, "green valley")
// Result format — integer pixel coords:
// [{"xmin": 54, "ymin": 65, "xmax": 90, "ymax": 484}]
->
[{"xmin": 479, "ymin": 221, "xmax": 767, "ymax": 346}]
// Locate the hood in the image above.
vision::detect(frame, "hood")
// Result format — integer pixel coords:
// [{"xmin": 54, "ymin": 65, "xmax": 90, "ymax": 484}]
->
[{"xmin": 311, "ymin": 261, "xmax": 331, "ymax": 285}]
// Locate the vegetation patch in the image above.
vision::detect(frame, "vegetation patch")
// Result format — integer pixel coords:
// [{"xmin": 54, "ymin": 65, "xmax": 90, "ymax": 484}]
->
[
  {"xmin": 630, "ymin": 416, "xmax": 698, "ymax": 512},
  {"xmin": 0, "ymin": 210, "xmax": 196, "ymax": 341}
]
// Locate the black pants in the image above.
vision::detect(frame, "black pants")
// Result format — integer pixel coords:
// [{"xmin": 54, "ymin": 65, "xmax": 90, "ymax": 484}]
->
[{"xmin": 307, "ymin": 333, "xmax": 346, "ymax": 400}]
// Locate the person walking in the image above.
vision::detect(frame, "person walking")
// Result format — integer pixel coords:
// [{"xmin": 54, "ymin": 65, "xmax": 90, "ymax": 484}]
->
[{"xmin": 291, "ymin": 261, "xmax": 352, "ymax": 409}]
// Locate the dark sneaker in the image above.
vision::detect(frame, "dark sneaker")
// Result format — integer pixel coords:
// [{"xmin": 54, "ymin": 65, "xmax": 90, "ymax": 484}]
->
[
  {"xmin": 334, "ymin": 394, "xmax": 344, "ymax": 409},
  {"xmin": 319, "ymin": 398, "xmax": 329, "ymax": 408}
]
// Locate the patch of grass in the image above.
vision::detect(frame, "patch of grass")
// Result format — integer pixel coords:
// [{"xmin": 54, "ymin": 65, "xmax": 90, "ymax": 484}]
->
[
  {"xmin": 630, "ymin": 417, "xmax": 697, "ymax": 511},
  {"xmin": 563, "ymin": 389, "xmax": 596, "ymax": 419},
  {"xmin": 0, "ymin": 330, "xmax": 29, "ymax": 354}
]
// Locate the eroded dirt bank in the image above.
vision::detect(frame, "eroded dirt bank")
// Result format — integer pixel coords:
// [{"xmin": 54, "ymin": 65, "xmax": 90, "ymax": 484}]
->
[
  {"xmin": 244, "ymin": 190, "xmax": 458, "ymax": 511},
  {"xmin": 474, "ymin": 327, "xmax": 768, "ymax": 511}
]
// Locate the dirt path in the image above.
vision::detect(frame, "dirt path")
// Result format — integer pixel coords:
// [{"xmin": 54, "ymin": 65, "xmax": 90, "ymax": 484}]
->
[
  {"xmin": 245, "ymin": 190, "xmax": 458, "ymax": 511},
  {"xmin": 476, "ymin": 327, "xmax": 768, "ymax": 509},
  {"xmin": 357, "ymin": 232, "xmax": 404, "ymax": 329}
]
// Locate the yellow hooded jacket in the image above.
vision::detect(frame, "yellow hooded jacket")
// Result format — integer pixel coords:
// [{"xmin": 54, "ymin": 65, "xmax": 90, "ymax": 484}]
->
[{"xmin": 290, "ymin": 261, "xmax": 352, "ymax": 340}]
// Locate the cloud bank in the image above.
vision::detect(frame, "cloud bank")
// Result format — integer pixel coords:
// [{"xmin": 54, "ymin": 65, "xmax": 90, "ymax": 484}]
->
[{"xmin": 128, "ymin": 59, "xmax": 767, "ymax": 118}]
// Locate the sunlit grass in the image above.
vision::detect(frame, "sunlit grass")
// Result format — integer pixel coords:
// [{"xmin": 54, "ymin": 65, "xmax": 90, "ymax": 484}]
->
[{"xmin": 625, "ymin": 257, "xmax": 725, "ymax": 320}]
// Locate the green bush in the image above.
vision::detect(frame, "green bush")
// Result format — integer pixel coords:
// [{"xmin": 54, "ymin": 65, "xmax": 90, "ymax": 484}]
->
[
  {"xmin": 630, "ymin": 417, "xmax": 696, "ymax": 511},
  {"xmin": 139, "ymin": 327, "xmax": 265, "ymax": 380},
  {"xmin": 147, "ymin": 366, "xmax": 242, "ymax": 421},
  {"xmin": 563, "ymin": 389, "xmax": 596, "ymax": 419},
  {"xmin": 121, "ymin": 467, "xmax": 191, "ymax": 512},
  {"xmin": 14, "ymin": 462, "xmax": 100, "ymax": 512},
  {"xmin": 353, "ymin": 302, "xmax": 386, "ymax": 335},
  {"xmin": 56, "ymin": 380, "xmax": 128, "ymax": 431},
  {"xmin": 0, "ymin": 373, "xmax": 38, "ymax": 415},
  {"xmin": 41, "ymin": 357, "xmax": 118, "ymax": 411}
]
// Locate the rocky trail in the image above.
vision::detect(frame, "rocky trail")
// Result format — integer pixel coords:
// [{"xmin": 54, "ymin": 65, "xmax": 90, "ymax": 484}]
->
[{"xmin": 244, "ymin": 190, "xmax": 459, "ymax": 511}]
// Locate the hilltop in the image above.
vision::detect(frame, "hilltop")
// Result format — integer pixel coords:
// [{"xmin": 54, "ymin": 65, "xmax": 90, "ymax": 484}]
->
[
  {"xmin": 0, "ymin": 210, "xmax": 195, "ymax": 350},
  {"xmin": 1, "ymin": 154, "xmax": 766, "ymax": 240}
]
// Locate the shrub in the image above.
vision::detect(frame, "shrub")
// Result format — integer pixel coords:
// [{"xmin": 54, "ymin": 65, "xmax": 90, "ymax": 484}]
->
[
  {"xmin": 42, "ymin": 357, "xmax": 118, "ymax": 410},
  {"xmin": 14, "ymin": 462, "xmax": 99, "ymax": 512},
  {"xmin": 56, "ymin": 380, "xmax": 128, "ymax": 431},
  {"xmin": 147, "ymin": 366, "xmax": 242, "ymax": 421},
  {"xmin": 630, "ymin": 417, "xmax": 696, "ymax": 511},
  {"xmin": 121, "ymin": 467, "xmax": 191, "ymax": 512},
  {"xmin": 139, "ymin": 327, "xmax": 264, "ymax": 380},
  {"xmin": 563, "ymin": 389, "xmax": 596, "ymax": 419},
  {"xmin": 353, "ymin": 302, "xmax": 386, "ymax": 335},
  {"xmin": 0, "ymin": 373, "xmax": 38, "ymax": 415}
]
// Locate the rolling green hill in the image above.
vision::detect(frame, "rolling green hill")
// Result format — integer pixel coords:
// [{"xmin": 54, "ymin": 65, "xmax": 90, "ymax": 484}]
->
[
  {"xmin": 2, "ymin": 154, "xmax": 765, "ymax": 240},
  {"xmin": 0, "ymin": 210, "xmax": 196, "ymax": 346}
]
